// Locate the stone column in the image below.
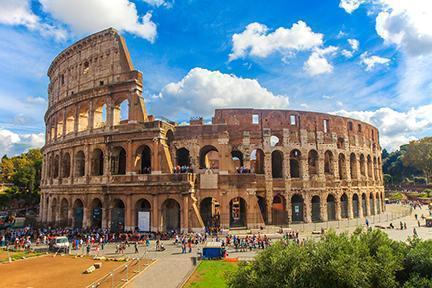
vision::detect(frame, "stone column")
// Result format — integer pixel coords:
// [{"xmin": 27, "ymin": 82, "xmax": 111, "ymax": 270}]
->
[
  {"xmin": 152, "ymin": 138, "xmax": 161, "ymax": 174},
  {"xmin": 88, "ymin": 99, "xmax": 94, "ymax": 131},
  {"xmin": 335, "ymin": 197, "xmax": 341, "ymax": 221},
  {"xmin": 303, "ymin": 194, "xmax": 311, "ymax": 223},
  {"xmin": 126, "ymin": 140, "xmax": 133, "ymax": 174},
  {"xmin": 152, "ymin": 196, "xmax": 159, "ymax": 232},
  {"xmin": 301, "ymin": 154, "xmax": 309, "ymax": 181},
  {"xmin": 126, "ymin": 196, "xmax": 133, "ymax": 231},
  {"xmin": 182, "ymin": 195, "xmax": 189, "ymax": 232},
  {"xmin": 365, "ymin": 194, "xmax": 371, "ymax": 216},
  {"xmin": 83, "ymin": 207, "xmax": 90, "ymax": 228},
  {"xmin": 85, "ymin": 144, "xmax": 91, "ymax": 181},
  {"xmin": 358, "ymin": 196, "xmax": 364, "ymax": 218},
  {"xmin": 74, "ymin": 104, "xmax": 79, "ymax": 135},
  {"xmin": 347, "ymin": 193, "xmax": 353, "ymax": 219},
  {"xmin": 62, "ymin": 109, "xmax": 67, "ymax": 138},
  {"xmin": 320, "ymin": 196, "xmax": 328, "ymax": 222}
]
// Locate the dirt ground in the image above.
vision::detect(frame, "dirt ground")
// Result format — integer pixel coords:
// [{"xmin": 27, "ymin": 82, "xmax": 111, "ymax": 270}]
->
[{"xmin": 0, "ymin": 254, "xmax": 131, "ymax": 288}]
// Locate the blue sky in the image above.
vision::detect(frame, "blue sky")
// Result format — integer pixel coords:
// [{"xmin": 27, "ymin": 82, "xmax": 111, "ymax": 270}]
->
[{"xmin": 0, "ymin": 0, "xmax": 432, "ymax": 156}]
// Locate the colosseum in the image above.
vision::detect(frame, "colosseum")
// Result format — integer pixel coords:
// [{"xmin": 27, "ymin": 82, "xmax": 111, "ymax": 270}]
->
[{"xmin": 39, "ymin": 28, "xmax": 385, "ymax": 232}]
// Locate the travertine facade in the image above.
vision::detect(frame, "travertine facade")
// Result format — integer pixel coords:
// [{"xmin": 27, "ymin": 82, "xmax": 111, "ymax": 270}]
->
[{"xmin": 40, "ymin": 28, "xmax": 385, "ymax": 232}]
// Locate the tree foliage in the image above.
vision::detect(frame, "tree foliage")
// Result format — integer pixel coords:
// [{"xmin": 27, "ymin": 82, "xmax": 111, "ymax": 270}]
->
[
  {"xmin": 403, "ymin": 137, "xmax": 432, "ymax": 184},
  {"xmin": 227, "ymin": 229, "xmax": 432, "ymax": 288},
  {"xmin": 382, "ymin": 145, "xmax": 422, "ymax": 185}
]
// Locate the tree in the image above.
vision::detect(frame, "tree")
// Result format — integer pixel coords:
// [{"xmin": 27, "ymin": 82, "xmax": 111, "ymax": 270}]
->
[{"xmin": 403, "ymin": 138, "xmax": 432, "ymax": 184}]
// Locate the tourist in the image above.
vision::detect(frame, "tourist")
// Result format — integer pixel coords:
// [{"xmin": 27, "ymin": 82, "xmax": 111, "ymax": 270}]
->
[
  {"xmin": 134, "ymin": 241, "xmax": 139, "ymax": 254},
  {"xmin": 365, "ymin": 218, "xmax": 369, "ymax": 228}
]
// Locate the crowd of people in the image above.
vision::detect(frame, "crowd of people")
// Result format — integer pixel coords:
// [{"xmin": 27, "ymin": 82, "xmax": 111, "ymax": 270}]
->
[{"xmin": 173, "ymin": 165, "xmax": 193, "ymax": 174}]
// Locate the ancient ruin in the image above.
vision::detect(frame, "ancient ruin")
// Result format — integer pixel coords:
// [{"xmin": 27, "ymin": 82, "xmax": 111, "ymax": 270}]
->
[{"xmin": 40, "ymin": 28, "xmax": 385, "ymax": 232}]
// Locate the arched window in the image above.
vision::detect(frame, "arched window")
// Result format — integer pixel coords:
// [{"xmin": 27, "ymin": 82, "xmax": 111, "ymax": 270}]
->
[
  {"xmin": 199, "ymin": 145, "xmax": 219, "ymax": 169},
  {"xmin": 367, "ymin": 155, "xmax": 373, "ymax": 177},
  {"xmin": 93, "ymin": 99, "xmax": 107, "ymax": 129},
  {"xmin": 231, "ymin": 150, "xmax": 244, "ymax": 169},
  {"xmin": 53, "ymin": 155, "xmax": 60, "ymax": 178},
  {"xmin": 75, "ymin": 151, "xmax": 85, "ymax": 177},
  {"xmin": 136, "ymin": 145, "xmax": 152, "ymax": 174},
  {"xmin": 373, "ymin": 156, "xmax": 378, "ymax": 179},
  {"xmin": 78, "ymin": 103, "xmax": 89, "ymax": 132},
  {"xmin": 176, "ymin": 148, "xmax": 191, "ymax": 167},
  {"xmin": 308, "ymin": 150, "xmax": 319, "ymax": 176},
  {"xmin": 324, "ymin": 150, "xmax": 333, "ymax": 175},
  {"xmin": 62, "ymin": 153, "xmax": 71, "ymax": 178},
  {"xmin": 360, "ymin": 154, "xmax": 366, "ymax": 176},
  {"xmin": 111, "ymin": 146, "xmax": 127, "ymax": 175},
  {"xmin": 350, "ymin": 153, "xmax": 357, "ymax": 179},
  {"xmin": 271, "ymin": 150, "xmax": 284, "ymax": 178},
  {"xmin": 251, "ymin": 149, "xmax": 264, "ymax": 174},
  {"xmin": 91, "ymin": 149, "xmax": 104, "ymax": 176},
  {"xmin": 113, "ymin": 99, "xmax": 129, "ymax": 125},
  {"xmin": 65, "ymin": 109, "xmax": 75, "ymax": 134},
  {"xmin": 337, "ymin": 137, "xmax": 345, "ymax": 149},
  {"xmin": 338, "ymin": 153, "xmax": 346, "ymax": 180},
  {"xmin": 290, "ymin": 149, "xmax": 301, "ymax": 178}
]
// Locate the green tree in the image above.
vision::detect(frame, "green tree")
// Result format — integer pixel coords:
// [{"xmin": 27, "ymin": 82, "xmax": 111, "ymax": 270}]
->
[{"xmin": 403, "ymin": 137, "xmax": 432, "ymax": 184}]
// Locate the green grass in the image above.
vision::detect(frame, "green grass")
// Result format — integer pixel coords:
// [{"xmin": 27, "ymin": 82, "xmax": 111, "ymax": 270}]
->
[{"xmin": 185, "ymin": 260, "xmax": 238, "ymax": 288}]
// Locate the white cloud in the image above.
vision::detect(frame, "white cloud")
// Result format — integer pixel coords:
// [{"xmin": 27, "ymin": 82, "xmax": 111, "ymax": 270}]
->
[
  {"xmin": 229, "ymin": 21, "xmax": 323, "ymax": 61},
  {"xmin": 360, "ymin": 52, "xmax": 390, "ymax": 71},
  {"xmin": 348, "ymin": 38, "xmax": 360, "ymax": 51},
  {"xmin": 26, "ymin": 96, "xmax": 47, "ymax": 105},
  {"xmin": 339, "ymin": 0, "xmax": 365, "ymax": 14},
  {"xmin": 40, "ymin": 0, "xmax": 157, "ymax": 42},
  {"xmin": 156, "ymin": 67, "xmax": 289, "ymax": 117},
  {"xmin": 0, "ymin": 0, "xmax": 66, "ymax": 40},
  {"xmin": 341, "ymin": 50, "xmax": 353, "ymax": 58},
  {"xmin": 304, "ymin": 46, "xmax": 338, "ymax": 76},
  {"xmin": 0, "ymin": 129, "xmax": 44, "ymax": 156},
  {"xmin": 142, "ymin": 0, "xmax": 171, "ymax": 8},
  {"xmin": 335, "ymin": 104, "xmax": 432, "ymax": 151}
]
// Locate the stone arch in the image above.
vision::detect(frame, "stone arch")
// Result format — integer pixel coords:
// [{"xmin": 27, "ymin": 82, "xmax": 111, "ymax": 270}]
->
[
  {"xmin": 60, "ymin": 198, "xmax": 69, "ymax": 225},
  {"xmin": 75, "ymin": 150, "xmax": 85, "ymax": 177},
  {"xmin": 257, "ymin": 196, "xmax": 267, "ymax": 224},
  {"xmin": 290, "ymin": 149, "xmax": 301, "ymax": 178},
  {"xmin": 352, "ymin": 193, "xmax": 360, "ymax": 218},
  {"xmin": 231, "ymin": 150, "xmax": 244, "ymax": 168},
  {"xmin": 62, "ymin": 152, "xmax": 71, "ymax": 178},
  {"xmin": 199, "ymin": 145, "xmax": 219, "ymax": 169},
  {"xmin": 114, "ymin": 98, "xmax": 129, "ymax": 125},
  {"xmin": 111, "ymin": 146, "xmax": 127, "ymax": 175},
  {"xmin": 373, "ymin": 156, "xmax": 378, "ymax": 179},
  {"xmin": 340, "ymin": 193, "xmax": 348, "ymax": 218},
  {"xmin": 324, "ymin": 150, "xmax": 333, "ymax": 175},
  {"xmin": 272, "ymin": 194, "xmax": 288, "ymax": 225},
  {"xmin": 51, "ymin": 198, "xmax": 57, "ymax": 223},
  {"xmin": 367, "ymin": 155, "xmax": 373, "ymax": 178},
  {"xmin": 229, "ymin": 197, "xmax": 247, "ymax": 228},
  {"xmin": 90, "ymin": 198, "xmax": 103, "ymax": 229},
  {"xmin": 73, "ymin": 199, "xmax": 84, "ymax": 228},
  {"xmin": 136, "ymin": 145, "xmax": 152, "ymax": 174},
  {"xmin": 93, "ymin": 98, "xmax": 107, "ymax": 129},
  {"xmin": 350, "ymin": 153, "xmax": 358, "ymax": 179},
  {"xmin": 308, "ymin": 150, "xmax": 319, "ymax": 176},
  {"xmin": 53, "ymin": 154, "xmax": 60, "ymax": 179},
  {"xmin": 271, "ymin": 150, "xmax": 284, "ymax": 178},
  {"xmin": 251, "ymin": 149, "xmax": 264, "ymax": 174},
  {"xmin": 111, "ymin": 198, "xmax": 125, "ymax": 232},
  {"xmin": 376, "ymin": 192, "xmax": 381, "ymax": 214},
  {"xmin": 311, "ymin": 195, "xmax": 321, "ymax": 222},
  {"xmin": 78, "ymin": 102, "xmax": 89, "ymax": 132},
  {"xmin": 166, "ymin": 130, "xmax": 174, "ymax": 148},
  {"xmin": 327, "ymin": 194, "xmax": 336, "ymax": 221},
  {"xmin": 176, "ymin": 147, "xmax": 191, "ymax": 167},
  {"xmin": 362, "ymin": 193, "xmax": 367, "ymax": 216},
  {"xmin": 369, "ymin": 193, "xmax": 375, "ymax": 215},
  {"xmin": 136, "ymin": 198, "xmax": 152, "ymax": 231},
  {"xmin": 65, "ymin": 108, "xmax": 75, "ymax": 134},
  {"xmin": 338, "ymin": 153, "xmax": 346, "ymax": 180},
  {"xmin": 200, "ymin": 197, "xmax": 220, "ymax": 230},
  {"xmin": 360, "ymin": 154, "xmax": 366, "ymax": 176},
  {"xmin": 291, "ymin": 194, "xmax": 304, "ymax": 222},
  {"xmin": 161, "ymin": 198, "xmax": 181, "ymax": 232},
  {"xmin": 337, "ymin": 137, "xmax": 345, "ymax": 149},
  {"xmin": 91, "ymin": 148, "xmax": 104, "ymax": 176}
]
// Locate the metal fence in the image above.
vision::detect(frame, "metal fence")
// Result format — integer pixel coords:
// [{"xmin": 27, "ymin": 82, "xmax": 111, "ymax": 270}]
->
[{"xmin": 86, "ymin": 250, "xmax": 152, "ymax": 288}]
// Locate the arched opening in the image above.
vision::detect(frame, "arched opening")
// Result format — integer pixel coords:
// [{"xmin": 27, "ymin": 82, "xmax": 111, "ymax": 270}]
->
[
  {"xmin": 373, "ymin": 157, "xmax": 378, "ymax": 179},
  {"xmin": 60, "ymin": 198, "xmax": 68, "ymax": 226},
  {"xmin": 337, "ymin": 137, "xmax": 345, "ymax": 149},
  {"xmin": 176, "ymin": 148, "xmax": 191, "ymax": 168},
  {"xmin": 338, "ymin": 153, "xmax": 346, "ymax": 180},
  {"xmin": 360, "ymin": 154, "xmax": 366, "ymax": 176},
  {"xmin": 291, "ymin": 194, "xmax": 304, "ymax": 222},
  {"xmin": 62, "ymin": 153, "xmax": 71, "ymax": 178},
  {"xmin": 230, "ymin": 197, "xmax": 247, "ymax": 228},
  {"xmin": 272, "ymin": 194, "xmax": 287, "ymax": 225},
  {"xmin": 136, "ymin": 199, "xmax": 151, "ymax": 231},
  {"xmin": 111, "ymin": 199, "xmax": 125, "ymax": 232},
  {"xmin": 90, "ymin": 198, "xmax": 103, "ymax": 229},
  {"xmin": 324, "ymin": 150, "xmax": 333, "ymax": 175},
  {"xmin": 270, "ymin": 135, "xmax": 280, "ymax": 147},
  {"xmin": 47, "ymin": 156, "xmax": 53, "ymax": 178},
  {"xmin": 93, "ymin": 101, "xmax": 107, "ymax": 129},
  {"xmin": 51, "ymin": 198, "xmax": 57, "ymax": 223},
  {"xmin": 65, "ymin": 109, "xmax": 75, "ymax": 134},
  {"xmin": 91, "ymin": 149, "xmax": 104, "ymax": 176},
  {"xmin": 376, "ymin": 192, "xmax": 381, "ymax": 214},
  {"xmin": 367, "ymin": 155, "xmax": 373, "ymax": 178},
  {"xmin": 352, "ymin": 194, "xmax": 359, "ymax": 218},
  {"xmin": 311, "ymin": 195, "xmax": 321, "ymax": 222},
  {"xmin": 369, "ymin": 193, "xmax": 375, "ymax": 215},
  {"xmin": 78, "ymin": 103, "xmax": 89, "ymax": 132},
  {"xmin": 56, "ymin": 116, "xmax": 64, "ymax": 138},
  {"xmin": 199, "ymin": 145, "xmax": 219, "ymax": 169},
  {"xmin": 271, "ymin": 150, "xmax": 284, "ymax": 178},
  {"xmin": 73, "ymin": 199, "xmax": 84, "ymax": 228},
  {"xmin": 113, "ymin": 99, "xmax": 129, "ymax": 125},
  {"xmin": 350, "ymin": 153, "xmax": 358, "ymax": 179},
  {"xmin": 257, "ymin": 196, "xmax": 267, "ymax": 224},
  {"xmin": 308, "ymin": 150, "xmax": 319, "ymax": 176},
  {"xmin": 231, "ymin": 150, "xmax": 244, "ymax": 170},
  {"xmin": 111, "ymin": 146, "xmax": 127, "ymax": 175},
  {"xmin": 327, "ymin": 194, "xmax": 336, "ymax": 221},
  {"xmin": 75, "ymin": 151, "xmax": 85, "ymax": 177},
  {"xmin": 166, "ymin": 130, "xmax": 174, "ymax": 148},
  {"xmin": 136, "ymin": 145, "xmax": 152, "ymax": 174},
  {"xmin": 340, "ymin": 193, "xmax": 348, "ymax": 218},
  {"xmin": 251, "ymin": 149, "xmax": 264, "ymax": 174},
  {"xmin": 200, "ymin": 197, "xmax": 220, "ymax": 231},
  {"xmin": 290, "ymin": 149, "xmax": 301, "ymax": 178},
  {"xmin": 162, "ymin": 199, "xmax": 181, "ymax": 232},
  {"xmin": 362, "ymin": 193, "xmax": 367, "ymax": 216},
  {"xmin": 53, "ymin": 155, "xmax": 60, "ymax": 178}
]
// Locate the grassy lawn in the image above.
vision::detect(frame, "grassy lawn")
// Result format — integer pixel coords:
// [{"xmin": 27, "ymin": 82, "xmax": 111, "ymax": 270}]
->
[
  {"xmin": 0, "ymin": 249, "xmax": 43, "ymax": 263},
  {"xmin": 185, "ymin": 260, "xmax": 238, "ymax": 288}
]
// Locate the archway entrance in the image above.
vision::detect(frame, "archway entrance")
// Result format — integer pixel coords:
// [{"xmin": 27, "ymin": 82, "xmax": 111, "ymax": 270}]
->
[
  {"xmin": 111, "ymin": 199, "xmax": 125, "ymax": 232},
  {"xmin": 162, "ymin": 199, "xmax": 181, "ymax": 232},
  {"xmin": 376, "ymin": 193, "xmax": 381, "ymax": 214},
  {"xmin": 136, "ymin": 199, "xmax": 151, "ymax": 231},
  {"xmin": 51, "ymin": 198, "xmax": 57, "ymax": 223},
  {"xmin": 369, "ymin": 194, "xmax": 375, "ymax": 215},
  {"xmin": 272, "ymin": 195, "xmax": 287, "ymax": 225},
  {"xmin": 257, "ymin": 196, "xmax": 267, "ymax": 224},
  {"xmin": 230, "ymin": 197, "xmax": 247, "ymax": 228},
  {"xmin": 327, "ymin": 194, "xmax": 336, "ymax": 221},
  {"xmin": 291, "ymin": 194, "xmax": 304, "ymax": 222},
  {"xmin": 352, "ymin": 194, "xmax": 359, "ymax": 218},
  {"xmin": 340, "ymin": 193, "xmax": 348, "ymax": 219},
  {"xmin": 311, "ymin": 196, "xmax": 321, "ymax": 222},
  {"xmin": 91, "ymin": 198, "xmax": 103, "ymax": 229},
  {"xmin": 362, "ymin": 193, "xmax": 367, "ymax": 216},
  {"xmin": 200, "ymin": 197, "xmax": 220, "ymax": 232},
  {"xmin": 60, "ymin": 198, "xmax": 69, "ymax": 226},
  {"xmin": 73, "ymin": 199, "xmax": 84, "ymax": 228}
]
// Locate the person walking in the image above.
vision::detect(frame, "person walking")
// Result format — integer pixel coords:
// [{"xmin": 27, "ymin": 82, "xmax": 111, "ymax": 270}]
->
[
  {"xmin": 413, "ymin": 227, "xmax": 418, "ymax": 237},
  {"xmin": 134, "ymin": 242, "xmax": 139, "ymax": 254},
  {"xmin": 365, "ymin": 218, "xmax": 369, "ymax": 228}
]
